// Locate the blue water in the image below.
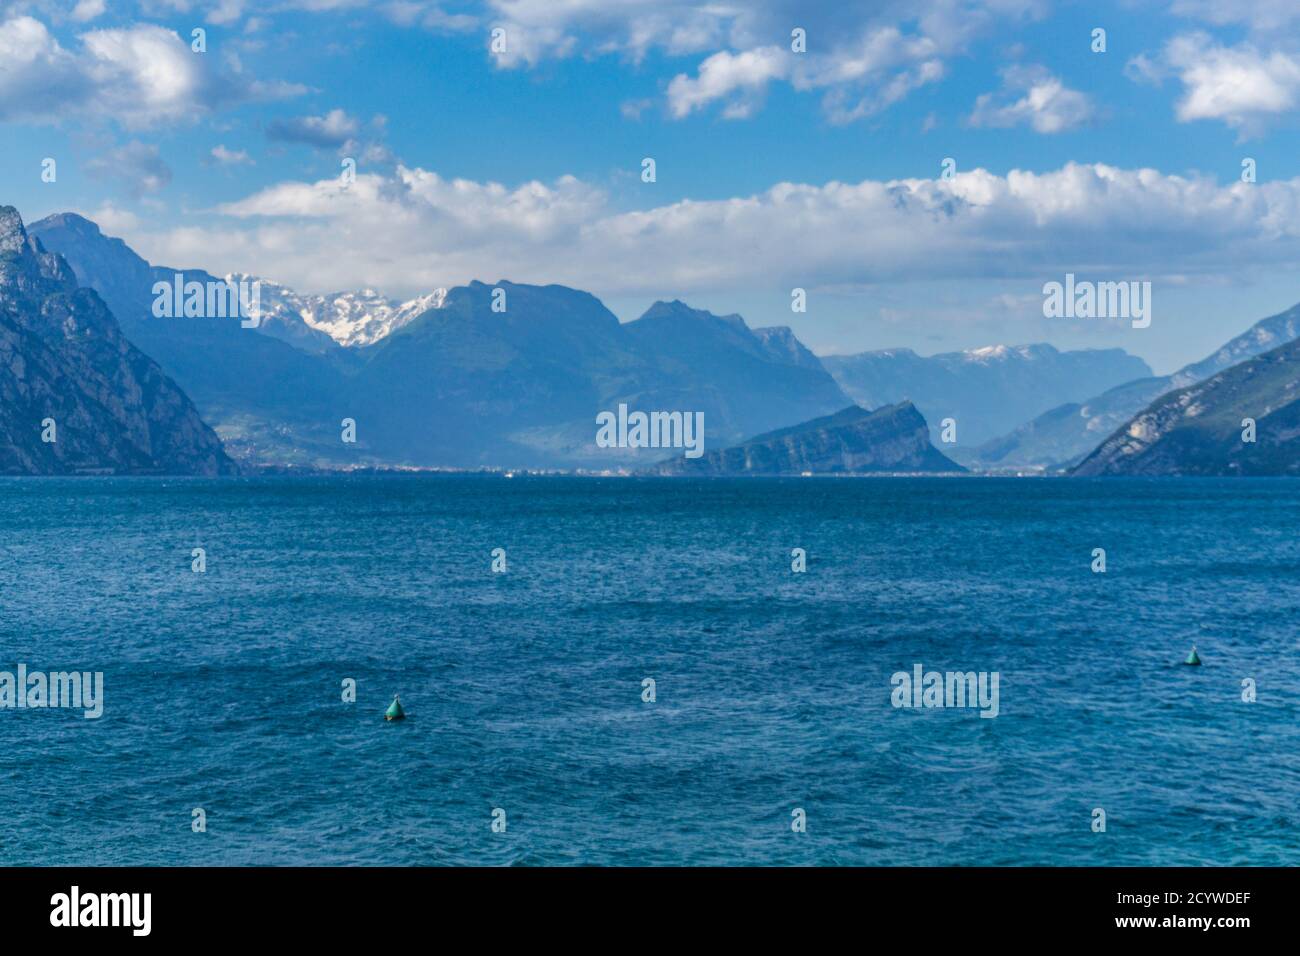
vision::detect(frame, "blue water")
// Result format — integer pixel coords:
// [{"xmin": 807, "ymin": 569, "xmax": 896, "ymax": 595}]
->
[{"xmin": 1, "ymin": 475, "xmax": 1297, "ymax": 866}]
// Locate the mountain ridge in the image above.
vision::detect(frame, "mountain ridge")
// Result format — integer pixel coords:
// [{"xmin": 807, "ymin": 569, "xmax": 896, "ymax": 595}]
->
[
  {"xmin": 823, "ymin": 342, "xmax": 1151, "ymax": 448},
  {"xmin": 653, "ymin": 402, "xmax": 963, "ymax": 476},
  {"xmin": 973, "ymin": 302, "xmax": 1300, "ymax": 470},
  {"xmin": 0, "ymin": 207, "xmax": 236, "ymax": 476},
  {"xmin": 33, "ymin": 209, "xmax": 1286, "ymax": 477},
  {"xmin": 1073, "ymin": 336, "xmax": 1300, "ymax": 476},
  {"xmin": 29, "ymin": 213, "xmax": 856, "ymax": 470}
]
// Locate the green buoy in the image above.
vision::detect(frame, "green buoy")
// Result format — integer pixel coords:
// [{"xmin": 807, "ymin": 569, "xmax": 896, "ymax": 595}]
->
[
  {"xmin": 385, "ymin": 695, "xmax": 406, "ymax": 721},
  {"xmin": 1183, "ymin": 646, "xmax": 1202, "ymax": 666}
]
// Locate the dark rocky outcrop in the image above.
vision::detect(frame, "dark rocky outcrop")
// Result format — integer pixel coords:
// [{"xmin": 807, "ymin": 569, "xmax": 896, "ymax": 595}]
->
[{"xmin": 652, "ymin": 402, "xmax": 963, "ymax": 475}]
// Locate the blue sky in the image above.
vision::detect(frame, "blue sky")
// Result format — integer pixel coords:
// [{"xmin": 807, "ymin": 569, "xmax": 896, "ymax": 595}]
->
[{"xmin": 3, "ymin": 0, "xmax": 1300, "ymax": 372}]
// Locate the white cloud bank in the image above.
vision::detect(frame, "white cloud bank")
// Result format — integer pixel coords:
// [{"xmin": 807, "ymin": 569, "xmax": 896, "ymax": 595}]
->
[{"xmin": 117, "ymin": 162, "xmax": 1300, "ymax": 302}]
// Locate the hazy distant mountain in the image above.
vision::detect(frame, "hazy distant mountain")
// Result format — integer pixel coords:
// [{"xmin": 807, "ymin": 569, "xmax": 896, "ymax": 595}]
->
[
  {"xmin": 822, "ymin": 343, "xmax": 1151, "ymax": 447},
  {"xmin": 1073, "ymin": 337, "xmax": 1300, "ymax": 476},
  {"xmin": 973, "ymin": 303, "xmax": 1300, "ymax": 470},
  {"xmin": 622, "ymin": 300, "xmax": 853, "ymax": 446},
  {"xmin": 347, "ymin": 284, "xmax": 854, "ymax": 468},
  {"xmin": 29, "ymin": 214, "xmax": 853, "ymax": 469},
  {"xmin": 653, "ymin": 402, "xmax": 962, "ymax": 475},
  {"xmin": 752, "ymin": 325, "xmax": 832, "ymax": 371},
  {"xmin": 0, "ymin": 207, "xmax": 234, "ymax": 475},
  {"xmin": 1175, "ymin": 304, "xmax": 1300, "ymax": 384},
  {"xmin": 346, "ymin": 279, "xmax": 651, "ymax": 467}
]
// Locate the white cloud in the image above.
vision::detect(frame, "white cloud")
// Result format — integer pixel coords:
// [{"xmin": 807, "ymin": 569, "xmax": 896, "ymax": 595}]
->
[
  {"xmin": 1170, "ymin": 0, "xmax": 1300, "ymax": 33},
  {"xmin": 1124, "ymin": 51, "xmax": 1163, "ymax": 86},
  {"xmin": 969, "ymin": 64, "xmax": 1095, "ymax": 133},
  {"xmin": 1160, "ymin": 34, "xmax": 1300, "ymax": 134},
  {"xmin": 484, "ymin": 0, "xmax": 725, "ymax": 66},
  {"xmin": 664, "ymin": 23, "xmax": 955, "ymax": 125},
  {"xmin": 71, "ymin": 0, "xmax": 107, "ymax": 22},
  {"xmin": 142, "ymin": 0, "xmax": 398, "ymax": 25},
  {"xmin": 80, "ymin": 25, "xmax": 205, "ymax": 122},
  {"xmin": 619, "ymin": 97, "xmax": 654, "ymax": 120},
  {"xmin": 266, "ymin": 109, "xmax": 360, "ymax": 148},
  {"xmin": 24, "ymin": 2, "xmax": 1040, "ymax": 127},
  {"xmin": 0, "ymin": 16, "xmax": 304, "ymax": 127},
  {"xmin": 81, "ymin": 202, "xmax": 143, "ymax": 235},
  {"xmin": 486, "ymin": 1, "xmax": 1042, "ymax": 122},
  {"xmin": 210, "ymin": 144, "xmax": 254, "ymax": 165},
  {"xmin": 84, "ymin": 141, "xmax": 173, "ymax": 197},
  {"xmin": 113, "ymin": 162, "xmax": 1300, "ymax": 304},
  {"xmin": 820, "ymin": 55, "xmax": 945, "ymax": 124},
  {"xmin": 667, "ymin": 46, "xmax": 789, "ymax": 119},
  {"xmin": 206, "ymin": 0, "xmax": 246, "ymax": 25},
  {"xmin": 382, "ymin": 2, "xmax": 477, "ymax": 31}
]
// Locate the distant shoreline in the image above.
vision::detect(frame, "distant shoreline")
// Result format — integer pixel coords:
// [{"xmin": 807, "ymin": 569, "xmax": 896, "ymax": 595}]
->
[{"xmin": 6, "ymin": 469, "xmax": 1297, "ymax": 480}]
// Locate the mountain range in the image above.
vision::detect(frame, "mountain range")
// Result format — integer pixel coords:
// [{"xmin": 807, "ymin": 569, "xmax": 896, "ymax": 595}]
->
[
  {"xmin": 13, "ymin": 209, "xmax": 1300, "ymax": 477},
  {"xmin": 1073, "ymin": 336, "xmax": 1300, "ymax": 476},
  {"xmin": 823, "ymin": 344, "xmax": 1151, "ymax": 448},
  {"xmin": 28, "ymin": 213, "xmax": 362, "ymax": 466},
  {"xmin": 971, "ymin": 303, "xmax": 1300, "ymax": 471},
  {"xmin": 0, "ymin": 207, "xmax": 233, "ymax": 475},
  {"xmin": 29, "ymin": 214, "xmax": 855, "ymax": 469}
]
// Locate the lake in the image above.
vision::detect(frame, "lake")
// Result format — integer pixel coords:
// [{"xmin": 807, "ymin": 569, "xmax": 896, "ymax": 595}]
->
[{"xmin": 1, "ymin": 475, "xmax": 1296, "ymax": 865}]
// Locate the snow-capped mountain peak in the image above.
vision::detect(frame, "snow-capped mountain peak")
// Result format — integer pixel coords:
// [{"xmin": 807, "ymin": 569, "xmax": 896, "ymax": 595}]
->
[
  {"xmin": 228, "ymin": 273, "xmax": 447, "ymax": 348},
  {"xmin": 962, "ymin": 343, "xmax": 1054, "ymax": 363}
]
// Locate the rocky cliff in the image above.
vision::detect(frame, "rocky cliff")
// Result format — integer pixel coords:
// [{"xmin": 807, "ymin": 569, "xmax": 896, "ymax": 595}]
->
[
  {"xmin": 0, "ymin": 206, "xmax": 235, "ymax": 475},
  {"xmin": 652, "ymin": 402, "xmax": 963, "ymax": 475}
]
